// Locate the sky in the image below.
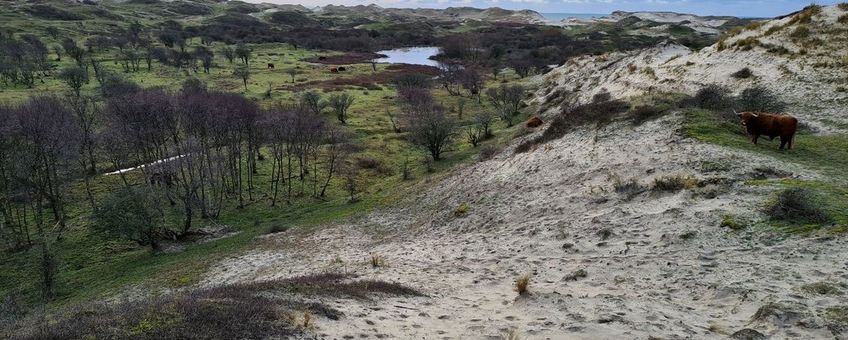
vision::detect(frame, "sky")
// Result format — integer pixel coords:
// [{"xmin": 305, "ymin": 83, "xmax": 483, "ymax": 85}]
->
[{"xmin": 245, "ymin": 0, "xmax": 843, "ymax": 18}]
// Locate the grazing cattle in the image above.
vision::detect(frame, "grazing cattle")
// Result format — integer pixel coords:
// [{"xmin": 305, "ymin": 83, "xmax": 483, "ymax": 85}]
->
[
  {"xmin": 737, "ymin": 111, "xmax": 799, "ymax": 150},
  {"xmin": 338, "ymin": 66, "xmax": 346, "ymax": 72},
  {"xmin": 318, "ymin": 56, "xmax": 327, "ymax": 60},
  {"xmin": 526, "ymin": 116, "xmax": 543, "ymax": 128},
  {"xmin": 267, "ymin": 63, "xmax": 274, "ymax": 69},
  {"xmin": 330, "ymin": 68, "xmax": 339, "ymax": 73}
]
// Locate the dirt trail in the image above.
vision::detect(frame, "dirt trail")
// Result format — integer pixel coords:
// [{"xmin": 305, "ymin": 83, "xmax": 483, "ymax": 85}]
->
[{"xmin": 202, "ymin": 114, "xmax": 847, "ymax": 339}]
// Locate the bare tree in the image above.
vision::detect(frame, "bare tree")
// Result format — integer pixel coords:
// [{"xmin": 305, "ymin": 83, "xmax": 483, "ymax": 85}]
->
[
  {"xmin": 385, "ymin": 108, "xmax": 400, "ymax": 133},
  {"xmin": 194, "ymin": 46, "xmax": 214, "ymax": 73},
  {"xmin": 319, "ymin": 124, "xmax": 349, "ymax": 197},
  {"xmin": 58, "ymin": 66, "xmax": 88, "ymax": 97},
  {"xmin": 327, "ymin": 93, "xmax": 354, "ymax": 124},
  {"xmin": 459, "ymin": 67, "xmax": 485, "ymax": 103},
  {"xmin": 466, "ymin": 125, "xmax": 481, "ymax": 147},
  {"xmin": 15, "ymin": 95, "xmax": 81, "ymax": 234},
  {"xmin": 285, "ymin": 68, "xmax": 300, "ymax": 83},
  {"xmin": 221, "ymin": 46, "xmax": 235, "ymax": 64},
  {"xmin": 300, "ymin": 91, "xmax": 326, "ymax": 115},
  {"xmin": 473, "ymin": 110, "xmax": 495, "ymax": 139},
  {"xmin": 509, "ymin": 58, "xmax": 532, "ymax": 78},
  {"xmin": 401, "ymin": 89, "xmax": 454, "ymax": 161},
  {"xmin": 235, "ymin": 43, "xmax": 251, "ymax": 65},
  {"xmin": 437, "ymin": 63, "xmax": 463, "ymax": 96},
  {"xmin": 486, "ymin": 84, "xmax": 525, "ymax": 126},
  {"xmin": 61, "ymin": 38, "xmax": 86, "ymax": 67},
  {"xmin": 233, "ymin": 66, "xmax": 250, "ymax": 90}
]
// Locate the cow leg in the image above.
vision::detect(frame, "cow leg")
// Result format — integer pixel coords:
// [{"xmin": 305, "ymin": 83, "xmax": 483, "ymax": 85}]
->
[
  {"xmin": 788, "ymin": 135, "xmax": 795, "ymax": 150},
  {"xmin": 779, "ymin": 137, "xmax": 787, "ymax": 150},
  {"xmin": 751, "ymin": 135, "xmax": 759, "ymax": 145}
]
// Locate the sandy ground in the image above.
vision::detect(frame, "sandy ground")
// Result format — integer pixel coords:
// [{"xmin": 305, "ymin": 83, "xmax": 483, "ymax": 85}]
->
[{"xmin": 200, "ymin": 112, "xmax": 847, "ymax": 339}]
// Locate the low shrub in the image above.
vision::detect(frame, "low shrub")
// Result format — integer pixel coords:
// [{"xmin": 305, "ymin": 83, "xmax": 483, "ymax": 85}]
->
[
  {"xmin": 839, "ymin": 14, "xmax": 848, "ymax": 24},
  {"xmin": 629, "ymin": 105, "xmax": 665, "ymax": 125},
  {"xmin": 801, "ymin": 281, "xmax": 843, "ymax": 295},
  {"xmin": 267, "ymin": 225, "xmax": 288, "ymax": 234},
  {"xmin": 652, "ymin": 174, "xmax": 699, "ymax": 192},
  {"xmin": 839, "ymin": 3, "xmax": 848, "ymax": 11},
  {"xmin": 692, "ymin": 84, "xmax": 732, "ymax": 110},
  {"xmin": 790, "ymin": 26, "xmax": 811, "ymax": 40},
  {"xmin": 788, "ymin": 5, "xmax": 822, "ymax": 25},
  {"xmin": 731, "ymin": 67, "xmax": 754, "ymax": 79},
  {"xmin": 597, "ymin": 228, "xmax": 613, "ymax": 241},
  {"xmin": 736, "ymin": 86, "xmax": 787, "ymax": 112},
  {"xmin": 478, "ymin": 145, "xmax": 499, "ymax": 162},
  {"xmin": 592, "ymin": 92, "xmax": 611, "ymax": 103},
  {"xmin": 613, "ymin": 177, "xmax": 645, "ymax": 199},
  {"xmin": 763, "ymin": 188, "xmax": 831, "ymax": 225},
  {"xmin": 733, "ymin": 37, "xmax": 760, "ymax": 50},
  {"xmin": 356, "ymin": 157, "xmax": 392, "ymax": 175},
  {"xmin": 563, "ymin": 269, "xmax": 587, "ymax": 281},
  {"xmin": 720, "ymin": 215, "xmax": 743, "ymax": 230}
]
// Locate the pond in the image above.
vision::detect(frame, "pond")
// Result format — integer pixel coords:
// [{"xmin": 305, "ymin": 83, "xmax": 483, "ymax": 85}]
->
[{"xmin": 373, "ymin": 47, "xmax": 441, "ymax": 67}]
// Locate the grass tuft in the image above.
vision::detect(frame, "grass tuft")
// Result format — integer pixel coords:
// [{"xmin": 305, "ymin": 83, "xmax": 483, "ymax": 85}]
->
[
  {"xmin": 514, "ymin": 274, "xmax": 531, "ymax": 296},
  {"xmin": 369, "ymin": 253, "xmax": 386, "ymax": 268},
  {"xmin": 720, "ymin": 215, "xmax": 743, "ymax": 230},
  {"xmin": 453, "ymin": 202, "xmax": 470, "ymax": 217}
]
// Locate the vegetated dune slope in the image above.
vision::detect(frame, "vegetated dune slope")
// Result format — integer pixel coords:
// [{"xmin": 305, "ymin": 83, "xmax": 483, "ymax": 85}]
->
[
  {"xmin": 200, "ymin": 6, "xmax": 848, "ymax": 340},
  {"xmin": 537, "ymin": 5, "xmax": 848, "ymax": 132}
]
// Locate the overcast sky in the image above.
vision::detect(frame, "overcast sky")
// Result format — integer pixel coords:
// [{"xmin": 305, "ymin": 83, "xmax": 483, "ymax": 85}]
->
[{"xmin": 245, "ymin": 0, "xmax": 842, "ymax": 18}]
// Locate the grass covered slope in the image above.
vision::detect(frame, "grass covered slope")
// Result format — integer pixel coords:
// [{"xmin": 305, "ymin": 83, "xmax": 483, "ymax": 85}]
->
[{"xmin": 683, "ymin": 108, "xmax": 848, "ymax": 232}]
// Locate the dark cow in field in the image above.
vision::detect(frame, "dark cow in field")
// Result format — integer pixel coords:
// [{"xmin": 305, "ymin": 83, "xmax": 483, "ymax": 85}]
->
[
  {"xmin": 338, "ymin": 66, "xmax": 346, "ymax": 72},
  {"xmin": 267, "ymin": 63, "xmax": 275, "ymax": 69},
  {"xmin": 330, "ymin": 68, "xmax": 339, "ymax": 73},
  {"xmin": 736, "ymin": 111, "xmax": 799, "ymax": 150}
]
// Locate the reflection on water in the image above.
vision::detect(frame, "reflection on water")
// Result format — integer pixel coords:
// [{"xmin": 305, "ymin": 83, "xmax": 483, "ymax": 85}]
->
[{"xmin": 373, "ymin": 47, "xmax": 441, "ymax": 67}]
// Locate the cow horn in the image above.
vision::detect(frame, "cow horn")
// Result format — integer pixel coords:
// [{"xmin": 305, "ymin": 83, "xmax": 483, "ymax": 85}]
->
[
  {"xmin": 752, "ymin": 113, "xmax": 759, "ymax": 118},
  {"xmin": 733, "ymin": 109, "xmax": 739, "ymax": 116}
]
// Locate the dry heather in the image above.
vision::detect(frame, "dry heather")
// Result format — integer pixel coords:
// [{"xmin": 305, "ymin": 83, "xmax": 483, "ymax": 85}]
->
[{"xmin": 2, "ymin": 274, "xmax": 420, "ymax": 339}]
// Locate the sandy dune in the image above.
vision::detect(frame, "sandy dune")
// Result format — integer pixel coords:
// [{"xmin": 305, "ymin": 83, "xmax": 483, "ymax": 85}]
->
[{"xmin": 201, "ymin": 112, "xmax": 846, "ymax": 339}]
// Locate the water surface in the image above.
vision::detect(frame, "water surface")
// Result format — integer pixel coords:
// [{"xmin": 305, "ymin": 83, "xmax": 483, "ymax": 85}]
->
[
  {"xmin": 373, "ymin": 47, "xmax": 441, "ymax": 67},
  {"xmin": 541, "ymin": 13, "xmax": 607, "ymax": 22}
]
